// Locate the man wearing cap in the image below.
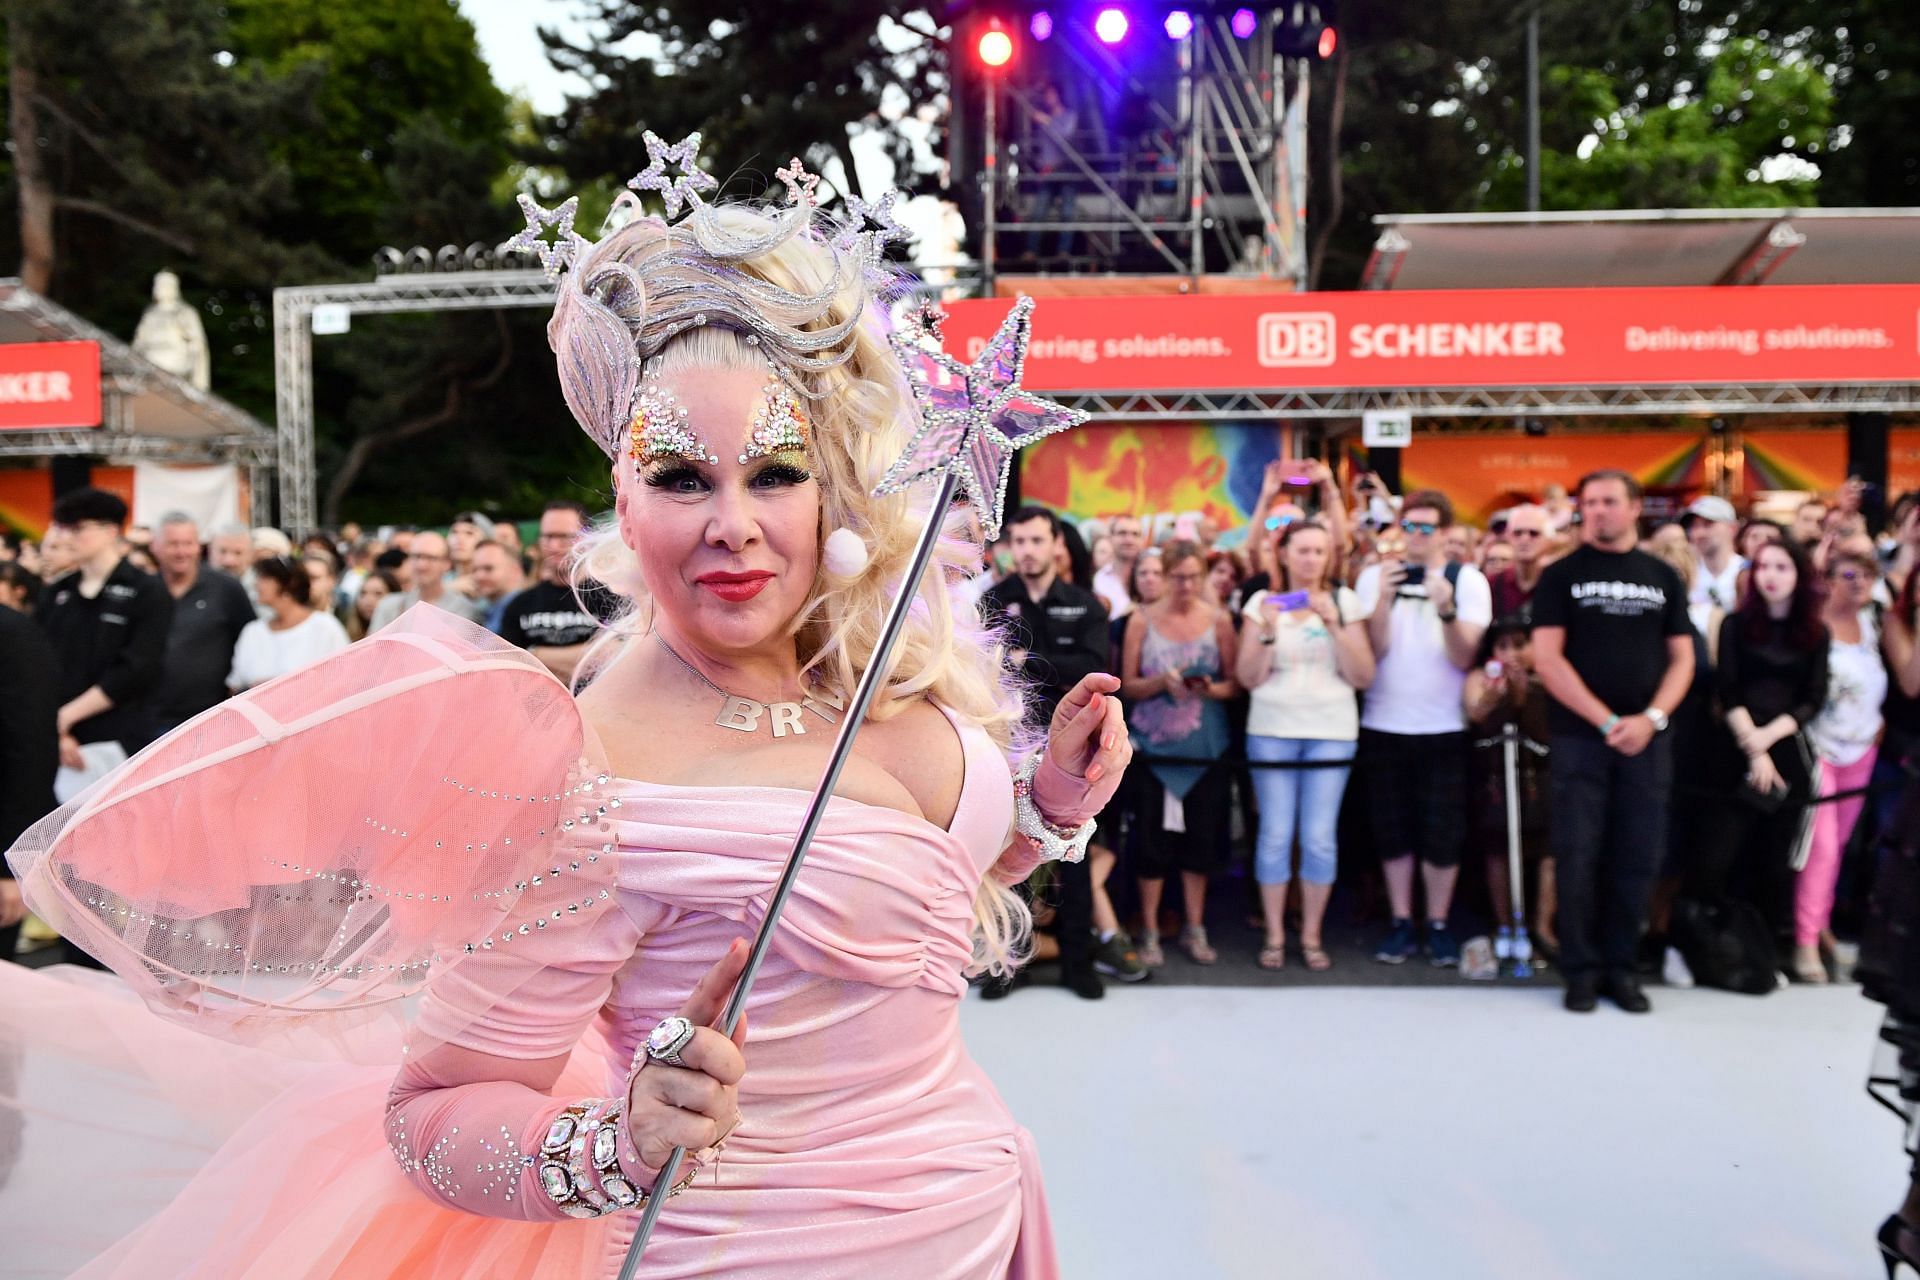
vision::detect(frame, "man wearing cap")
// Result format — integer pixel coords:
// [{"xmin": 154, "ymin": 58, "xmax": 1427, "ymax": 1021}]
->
[{"xmin": 1683, "ymin": 496, "xmax": 1744, "ymax": 627}]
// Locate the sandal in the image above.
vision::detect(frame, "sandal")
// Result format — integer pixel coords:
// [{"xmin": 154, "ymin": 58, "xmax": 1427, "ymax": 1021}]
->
[
  {"xmin": 1301, "ymin": 944, "xmax": 1332, "ymax": 972},
  {"xmin": 1258, "ymin": 943, "xmax": 1287, "ymax": 970},
  {"xmin": 1181, "ymin": 925, "xmax": 1218, "ymax": 966},
  {"xmin": 1138, "ymin": 930, "xmax": 1165, "ymax": 967}
]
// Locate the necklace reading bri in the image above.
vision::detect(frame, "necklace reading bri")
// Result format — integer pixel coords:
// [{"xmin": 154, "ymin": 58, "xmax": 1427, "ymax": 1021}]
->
[{"xmin": 656, "ymin": 634, "xmax": 846, "ymax": 738}]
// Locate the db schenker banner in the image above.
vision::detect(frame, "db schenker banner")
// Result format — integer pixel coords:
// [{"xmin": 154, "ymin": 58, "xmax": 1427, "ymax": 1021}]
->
[
  {"xmin": 0, "ymin": 341, "xmax": 102, "ymax": 429},
  {"xmin": 942, "ymin": 286, "xmax": 1920, "ymax": 392}
]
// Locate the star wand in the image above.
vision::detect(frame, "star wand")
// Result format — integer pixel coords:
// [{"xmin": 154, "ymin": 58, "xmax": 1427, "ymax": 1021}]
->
[{"xmin": 617, "ymin": 296, "xmax": 1085, "ymax": 1273}]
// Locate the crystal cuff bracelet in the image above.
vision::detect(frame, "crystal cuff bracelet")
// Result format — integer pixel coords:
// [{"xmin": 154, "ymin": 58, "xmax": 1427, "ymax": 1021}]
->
[{"xmin": 1011, "ymin": 754, "xmax": 1095, "ymax": 865}]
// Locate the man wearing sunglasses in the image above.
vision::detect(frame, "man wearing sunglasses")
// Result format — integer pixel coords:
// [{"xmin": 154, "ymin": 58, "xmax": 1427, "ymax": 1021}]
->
[
  {"xmin": 1354, "ymin": 489, "xmax": 1492, "ymax": 967},
  {"xmin": 1488, "ymin": 503, "xmax": 1554, "ymax": 620}
]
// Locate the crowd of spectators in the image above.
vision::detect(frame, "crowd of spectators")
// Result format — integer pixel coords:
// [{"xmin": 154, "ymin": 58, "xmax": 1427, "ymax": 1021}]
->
[
  {"xmin": 971, "ymin": 462, "xmax": 1920, "ymax": 1011},
  {"xmin": 2, "ymin": 467, "xmax": 1917, "ymax": 1019}
]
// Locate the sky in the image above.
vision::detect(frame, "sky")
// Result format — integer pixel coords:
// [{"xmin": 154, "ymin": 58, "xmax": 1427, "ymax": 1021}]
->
[{"xmin": 458, "ymin": 0, "xmax": 962, "ymax": 263}]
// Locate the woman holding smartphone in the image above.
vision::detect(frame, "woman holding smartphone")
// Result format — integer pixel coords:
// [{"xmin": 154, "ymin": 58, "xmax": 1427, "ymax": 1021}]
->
[
  {"xmin": 1122, "ymin": 539, "xmax": 1239, "ymax": 965},
  {"xmin": 1235, "ymin": 522, "xmax": 1373, "ymax": 970}
]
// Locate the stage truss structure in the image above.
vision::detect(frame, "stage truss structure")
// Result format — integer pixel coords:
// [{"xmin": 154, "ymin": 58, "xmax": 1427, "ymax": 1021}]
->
[{"xmin": 272, "ymin": 263, "xmax": 1918, "ymax": 532}]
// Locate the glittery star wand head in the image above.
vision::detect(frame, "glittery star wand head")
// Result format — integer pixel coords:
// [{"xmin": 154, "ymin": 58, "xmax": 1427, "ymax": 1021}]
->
[{"xmin": 877, "ymin": 295, "xmax": 1088, "ymax": 539}]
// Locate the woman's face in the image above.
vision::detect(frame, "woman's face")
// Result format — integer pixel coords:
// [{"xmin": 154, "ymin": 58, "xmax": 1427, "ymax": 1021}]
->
[
  {"xmin": 256, "ymin": 574, "xmax": 284, "ymax": 607},
  {"xmin": 616, "ymin": 365, "xmax": 822, "ymax": 658},
  {"xmin": 1091, "ymin": 535, "xmax": 1113, "ymax": 571},
  {"xmin": 1493, "ymin": 632, "xmax": 1532, "ymax": 669},
  {"xmin": 1828, "ymin": 560, "xmax": 1875, "ymax": 609},
  {"xmin": 1207, "ymin": 557, "xmax": 1237, "ymax": 600},
  {"xmin": 356, "ymin": 576, "xmax": 390, "ymax": 622},
  {"xmin": 1282, "ymin": 528, "xmax": 1330, "ymax": 591},
  {"xmin": 1739, "ymin": 522, "xmax": 1779, "ymax": 560},
  {"xmin": 1133, "ymin": 554, "xmax": 1165, "ymax": 604},
  {"xmin": 1165, "ymin": 554, "xmax": 1204, "ymax": 607},
  {"xmin": 1751, "ymin": 544, "xmax": 1797, "ymax": 605}
]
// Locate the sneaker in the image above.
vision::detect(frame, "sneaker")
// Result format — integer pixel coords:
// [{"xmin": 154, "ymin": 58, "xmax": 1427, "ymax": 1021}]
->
[
  {"xmin": 1093, "ymin": 931, "xmax": 1150, "ymax": 983},
  {"xmin": 1662, "ymin": 946, "xmax": 1696, "ymax": 989},
  {"xmin": 1494, "ymin": 926, "xmax": 1514, "ymax": 962},
  {"xmin": 1374, "ymin": 918, "xmax": 1415, "ymax": 965},
  {"xmin": 1563, "ymin": 974, "xmax": 1598, "ymax": 1013},
  {"xmin": 1426, "ymin": 921, "xmax": 1460, "ymax": 968}
]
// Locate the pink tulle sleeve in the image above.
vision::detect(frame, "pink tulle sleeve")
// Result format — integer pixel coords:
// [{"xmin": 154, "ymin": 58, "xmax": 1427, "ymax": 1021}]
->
[{"xmin": 385, "ymin": 897, "xmax": 661, "ymax": 1221}]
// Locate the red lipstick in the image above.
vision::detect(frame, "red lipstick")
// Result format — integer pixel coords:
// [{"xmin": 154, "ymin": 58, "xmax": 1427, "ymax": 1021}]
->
[{"xmin": 695, "ymin": 570, "xmax": 774, "ymax": 602}]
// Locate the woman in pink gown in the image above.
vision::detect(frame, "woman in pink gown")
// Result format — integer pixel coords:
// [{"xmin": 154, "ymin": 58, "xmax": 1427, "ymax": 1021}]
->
[{"xmin": 0, "ymin": 159, "xmax": 1129, "ymax": 1278}]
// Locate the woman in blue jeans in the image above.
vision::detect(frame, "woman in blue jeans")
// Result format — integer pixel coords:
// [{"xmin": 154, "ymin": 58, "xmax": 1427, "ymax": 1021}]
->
[{"xmin": 1235, "ymin": 521, "xmax": 1375, "ymax": 969}]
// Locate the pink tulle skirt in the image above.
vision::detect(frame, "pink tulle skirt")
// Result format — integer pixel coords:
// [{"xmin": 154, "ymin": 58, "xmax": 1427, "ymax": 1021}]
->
[{"xmin": 0, "ymin": 962, "xmax": 616, "ymax": 1279}]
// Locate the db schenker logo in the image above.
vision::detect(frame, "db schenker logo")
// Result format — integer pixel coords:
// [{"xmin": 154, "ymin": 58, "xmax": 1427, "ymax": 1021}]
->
[{"xmin": 1257, "ymin": 312, "xmax": 1337, "ymax": 367}]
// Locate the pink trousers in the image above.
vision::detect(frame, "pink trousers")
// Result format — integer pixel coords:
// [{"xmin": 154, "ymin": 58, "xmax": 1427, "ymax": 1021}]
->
[{"xmin": 1796, "ymin": 748, "xmax": 1878, "ymax": 947}]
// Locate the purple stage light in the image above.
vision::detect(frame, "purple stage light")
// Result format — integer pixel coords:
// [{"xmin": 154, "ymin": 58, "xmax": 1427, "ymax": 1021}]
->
[
  {"xmin": 1094, "ymin": 7, "xmax": 1129, "ymax": 44},
  {"xmin": 1030, "ymin": 10, "xmax": 1053, "ymax": 41},
  {"xmin": 1231, "ymin": 7, "xmax": 1258, "ymax": 38},
  {"xmin": 1164, "ymin": 9, "xmax": 1193, "ymax": 39}
]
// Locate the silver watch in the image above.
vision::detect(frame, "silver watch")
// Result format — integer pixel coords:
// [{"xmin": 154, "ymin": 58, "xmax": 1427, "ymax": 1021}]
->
[{"xmin": 1644, "ymin": 707, "xmax": 1669, "ymax": 733}]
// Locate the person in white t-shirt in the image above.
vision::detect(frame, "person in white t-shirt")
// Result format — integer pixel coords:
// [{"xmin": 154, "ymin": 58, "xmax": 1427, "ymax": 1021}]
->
[
  {"xmin": 1235, "ymin": 520, "xmax": 1373, "ymax": 972},
  {"xmin": 1352, "ymin": 490, "xmax": 1492, "ymax": 968},
  {"xmin": 1091, "ymin": 514, "xmax": 1145, "ymax": 619},
  {"xmin": 227, "ymin": 556, "xmax": 350, "ymax": 693},
  {"xmin": 1684, "ymin": 495, "xmax": 1746, "ymax": 616}
]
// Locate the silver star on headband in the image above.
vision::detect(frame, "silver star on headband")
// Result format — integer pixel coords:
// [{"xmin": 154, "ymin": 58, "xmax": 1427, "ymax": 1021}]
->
[
  {"xmin": 628, "ymin": 130, "xmax": 719, "ymax": 219},
  {"xmin": 775, "ymin": 157, "xmax": 821, "ymax": 207},
  {"xmin": 875, "ymin": 295, "xmax": 1087, "ymax": 540},
  {"xmin": 833, "ymin": 190, "xmax": 909, "ymax": 257},
  {"xmin": 507, "ymin": 193, "xmax": 584, "ymax": 278}
]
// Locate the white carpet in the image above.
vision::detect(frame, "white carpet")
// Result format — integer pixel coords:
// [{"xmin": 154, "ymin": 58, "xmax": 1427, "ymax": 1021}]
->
[{"xmin": 961, "ymin": 983, "xmax": 1899, "ymax": 1280}]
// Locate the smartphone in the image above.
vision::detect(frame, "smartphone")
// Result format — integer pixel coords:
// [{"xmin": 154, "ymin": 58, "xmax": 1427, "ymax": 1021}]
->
[
  {"xmin": 1485, "ymin": 659, "xmax": 1504, "ymax": 680},
  {"xmin": 1267, "ymin": 590, "xmax": 1311, "ymax": 611},
  {"xmin": 1183, "ymin": 673, "xmax": 1210, "ymax": 690},
  {"xmin": 1279, "ymin": 458, "xmax": 1315, "ymax": 487},
  {"xmin": 1400, "ymin": 564, "xmax": 1427, "ymax": 587}
]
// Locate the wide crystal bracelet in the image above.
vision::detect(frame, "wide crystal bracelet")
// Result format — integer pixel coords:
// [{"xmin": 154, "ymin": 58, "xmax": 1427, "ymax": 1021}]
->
[
  {"xmin": 1011, "ymin": 754, "xmax": 1095, "ymax": 865},
  {"xmin": 538, "ymin": 1099, "xmax": 644, "ymax": 1217}
]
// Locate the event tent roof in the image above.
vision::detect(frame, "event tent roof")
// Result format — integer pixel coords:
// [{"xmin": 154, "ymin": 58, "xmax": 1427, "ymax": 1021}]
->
[
  {"xmin": 1362, "ymin": 208, "xmax": 1920, "ymax": 291},
  {"xmin": 0, "ymin": 279, "xmax": 274, "ymax": 465}
]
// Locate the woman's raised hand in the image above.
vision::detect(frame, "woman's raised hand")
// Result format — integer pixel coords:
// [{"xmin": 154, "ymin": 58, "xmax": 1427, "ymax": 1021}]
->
[
  {"xmin": 1038, "ymin": 672, "xmax": 1131, "ymax": 819},
  {"xmin": 625, "ymin": 939, "xmax": 750, "ymax": 1173}
]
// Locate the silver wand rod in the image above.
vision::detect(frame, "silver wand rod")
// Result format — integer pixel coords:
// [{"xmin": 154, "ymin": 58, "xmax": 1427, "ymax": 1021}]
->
[{"xmin": 618, "ymin": 470, "xmax": 960, "ymax": 1275}]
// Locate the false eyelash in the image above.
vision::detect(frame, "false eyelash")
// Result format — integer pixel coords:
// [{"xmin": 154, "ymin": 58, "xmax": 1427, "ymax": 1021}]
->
[
  {"xmin": 642, "ymin": 463, "xmax": 704, "ymax": 490},
  {"xmin": 754, "ymin": 462, "xmax": 813, "ymax": 486}
]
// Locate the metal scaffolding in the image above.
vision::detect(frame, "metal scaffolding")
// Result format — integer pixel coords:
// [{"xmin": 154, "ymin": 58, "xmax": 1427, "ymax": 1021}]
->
[
  {"xmin": 976, "ymin": 9, "xmax": 1310, "ymax": 286},
  {"xmin": 272, "ymin": 264, "xmax": 556, "ymax": 535}
]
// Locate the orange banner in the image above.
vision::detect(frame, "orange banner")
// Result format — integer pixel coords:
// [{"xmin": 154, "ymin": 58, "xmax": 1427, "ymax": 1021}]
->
[
  {"xmin": 1890, "ymin": 429, "xmax": 1920, "ymax": 499},
  {"xmin": 1738, "ymin": 429, "xmax": 1848, "ymax": 494},
  {"xmin": 1400, "ymin": 433, "xmax": 1706, "ymax": 525}
]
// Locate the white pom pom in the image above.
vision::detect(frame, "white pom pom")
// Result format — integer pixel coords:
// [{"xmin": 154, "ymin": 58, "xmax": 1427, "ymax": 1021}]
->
[{"xmin": 823, "ymin": 526, "xmax": 871, "ymax": 577}]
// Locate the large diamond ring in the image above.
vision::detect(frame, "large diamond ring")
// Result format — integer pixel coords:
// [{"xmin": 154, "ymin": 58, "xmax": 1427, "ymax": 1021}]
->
[{"xmin": 645, "ymin": 1015, "xmax": 697, "ymax": 1068}]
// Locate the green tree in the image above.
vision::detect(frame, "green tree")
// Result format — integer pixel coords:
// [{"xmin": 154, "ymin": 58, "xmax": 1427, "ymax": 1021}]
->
[{"xmin": 539, "ymin": 2, "xmax": 947, "ymax": 207}]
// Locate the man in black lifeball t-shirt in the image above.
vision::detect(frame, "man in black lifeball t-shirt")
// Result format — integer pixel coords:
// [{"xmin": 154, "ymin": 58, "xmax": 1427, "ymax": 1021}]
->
[{"xmin": 1531, "ymin": 469, "xmax": 1694, "ymax": 1016}]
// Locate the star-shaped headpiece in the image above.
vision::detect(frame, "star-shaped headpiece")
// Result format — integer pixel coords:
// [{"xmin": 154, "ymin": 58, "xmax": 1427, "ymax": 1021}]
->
[
  {"xmin": 833, "ymin": 190, "xmax": 910, "ymax": 260},
  {"xmin": 875, "ymin": 296, "xmax": 1087, "ymax": 540},
  {"xmin": 628, "ymin": 130, "xmax": 719, "ymax": 220},
  {"xmin": 507, "ymin": 193, "xmax": 584, "ymax": 279},
  {"xmin": 775, "ymin": 157, "xmax": 821, "ymax": 208}
]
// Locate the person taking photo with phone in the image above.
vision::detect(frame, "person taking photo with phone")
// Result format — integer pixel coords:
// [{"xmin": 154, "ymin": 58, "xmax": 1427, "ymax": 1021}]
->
[
  {"xmin": 1236, "ymin": 522, "xmax": 1372, "ymax": 970},
  {"xmin": 1353, "ymin": 489, "xmax": 1492, "ymax": 967}
]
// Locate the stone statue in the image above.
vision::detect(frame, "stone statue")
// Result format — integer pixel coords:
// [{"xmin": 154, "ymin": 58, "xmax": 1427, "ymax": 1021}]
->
[{"xmin": 131, "ymin": 270, "xmax": 210, "ymax": 390}]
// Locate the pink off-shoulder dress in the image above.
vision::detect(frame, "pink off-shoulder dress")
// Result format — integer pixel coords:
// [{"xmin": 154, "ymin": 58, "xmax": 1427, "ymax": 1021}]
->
[{"xmin": 0, "ymin": 707, "xmax": 1058, "ymax": 1279}]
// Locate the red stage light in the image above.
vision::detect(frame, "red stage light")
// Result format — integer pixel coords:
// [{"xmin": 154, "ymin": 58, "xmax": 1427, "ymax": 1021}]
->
[{"xmin": 978, "ymin": 27, "xmax": 1013, "ymax": 68}]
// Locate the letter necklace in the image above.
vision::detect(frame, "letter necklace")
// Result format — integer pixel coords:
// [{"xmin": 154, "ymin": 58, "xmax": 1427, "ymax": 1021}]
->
[{"xmin": 655, "ymin": 633, "xmax": 845, "ymax": 739}]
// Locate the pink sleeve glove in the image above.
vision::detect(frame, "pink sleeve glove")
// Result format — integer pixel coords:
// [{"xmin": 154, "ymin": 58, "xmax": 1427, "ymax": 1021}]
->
[
  {"xmin": 1031, "ymin": 749, "xmax": 1108, "ymax": 827},
  {"xmin": 383, "ymin": 897, "xmax": 653, "ymax": 1220}
]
